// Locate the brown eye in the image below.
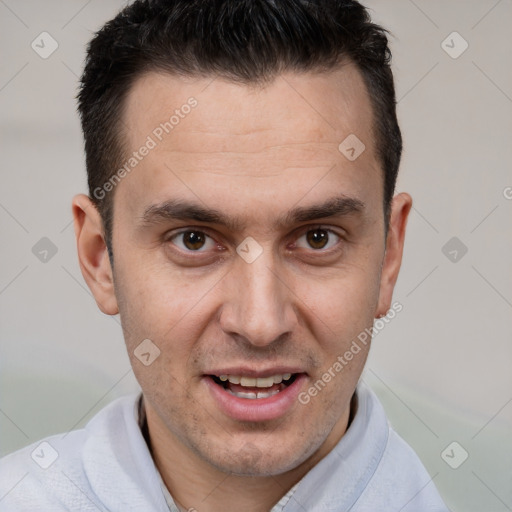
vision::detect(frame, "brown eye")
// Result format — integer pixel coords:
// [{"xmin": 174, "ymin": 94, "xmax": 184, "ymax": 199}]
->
[
  {"xmin": 169, "ymin": 230, "xmax": 216, "ymax": 252},
  {"xmin": 296, "ymin": 228, "xmax": 341, "ymax": 251},
  {"xmin": 306, "ymin": 229, "xmax": 328, "ymax": 249},
  {"xmin": 183, "ymin": 231, "xmax": 206, "ymax": 250}
]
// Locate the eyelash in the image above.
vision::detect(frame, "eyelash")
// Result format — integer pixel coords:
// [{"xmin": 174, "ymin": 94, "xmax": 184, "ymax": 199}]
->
[{"xmin": 165, "ymin": 225, "xmax": 344, "ymax": 257}]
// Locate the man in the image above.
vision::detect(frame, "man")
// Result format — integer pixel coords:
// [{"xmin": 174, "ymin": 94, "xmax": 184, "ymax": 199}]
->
[{"xmin": 0, "ymin": 0, "xmax": 449, "ymax": 510}]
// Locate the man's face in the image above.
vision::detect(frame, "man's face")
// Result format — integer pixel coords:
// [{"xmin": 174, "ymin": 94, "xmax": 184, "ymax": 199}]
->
[{"xmin": 92, "ymin": 64, "xmax": 400, "ymax": 476}]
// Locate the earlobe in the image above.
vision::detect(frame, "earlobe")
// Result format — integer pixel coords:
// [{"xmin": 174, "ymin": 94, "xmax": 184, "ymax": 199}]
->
[
  {"xmin": 72, "ymin": 194, "xmax": 119, "ymax": 315},
  {"xmin": 375, "ymin": 192, "xmax": 412, "ymax": 318}
]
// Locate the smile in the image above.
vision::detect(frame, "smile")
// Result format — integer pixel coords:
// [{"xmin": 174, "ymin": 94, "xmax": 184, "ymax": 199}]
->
[
  {"xmin": 203, "ymin": 371, "xmax": 307, "ymax": 422},
  {"xmin": 212, "ymin": 373, "xmax": 296, "ymax": 399}
]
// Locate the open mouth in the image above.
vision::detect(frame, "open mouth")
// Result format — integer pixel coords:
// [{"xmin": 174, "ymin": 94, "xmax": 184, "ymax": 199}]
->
[
  {"xmin": 203, "ymin": 371, "xmax": 307, "ymax": 421},
  {"xmin": 209, "ymin": 373, "xmax": 299, "ymax": 400}
]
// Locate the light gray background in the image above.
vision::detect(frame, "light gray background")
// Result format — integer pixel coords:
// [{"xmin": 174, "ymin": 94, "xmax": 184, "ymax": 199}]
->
[{"xmin": 1, "ymin": 1, "xmax": 511, "ymax": 511}]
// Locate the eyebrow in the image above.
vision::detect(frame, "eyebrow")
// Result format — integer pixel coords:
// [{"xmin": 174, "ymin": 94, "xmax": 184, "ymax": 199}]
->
[{"xmin": 139, "ymin": 195, "xmax": 365, "ymax": 232}]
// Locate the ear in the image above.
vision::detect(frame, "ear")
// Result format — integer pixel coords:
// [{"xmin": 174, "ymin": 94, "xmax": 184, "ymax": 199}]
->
[
  {"xmin": 375, "ymin": 192, "xmax": 412, "ymax": 318},
  {"xmin": 71, "ymin": 194, "xmax": 119, "ymax": 315}
]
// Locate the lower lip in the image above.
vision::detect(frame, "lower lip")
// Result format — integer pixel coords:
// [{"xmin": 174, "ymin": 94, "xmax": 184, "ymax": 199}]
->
[{"xmin": 203, "ymin": 374, "xmax": 307, "ymax": 422}]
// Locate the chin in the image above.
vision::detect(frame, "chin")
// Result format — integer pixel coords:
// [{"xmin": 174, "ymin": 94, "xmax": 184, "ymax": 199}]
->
[
  {"xmin": 212, "ymin": 455, "xmax": 295, "ymax": 477},
  {"xmin": 203, "ymin": 436, "xmax": 318, "ymax": 477}
]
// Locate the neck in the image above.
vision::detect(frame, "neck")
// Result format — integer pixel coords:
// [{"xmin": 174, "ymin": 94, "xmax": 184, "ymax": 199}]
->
[{"xmin": 141, "ymin": 397, "xmax": 354, "ymax": 512}]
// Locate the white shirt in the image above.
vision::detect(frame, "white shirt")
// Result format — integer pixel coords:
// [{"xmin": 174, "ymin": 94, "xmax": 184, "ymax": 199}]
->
[{"xmin": 0, "ymin": 381, "xmax": 449, "ymax": 511}]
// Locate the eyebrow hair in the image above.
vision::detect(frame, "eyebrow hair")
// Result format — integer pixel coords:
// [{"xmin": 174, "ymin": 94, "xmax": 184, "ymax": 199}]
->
[{"xmin": 139, "ymin": 195, "xmax": 365, "ymax": 232}]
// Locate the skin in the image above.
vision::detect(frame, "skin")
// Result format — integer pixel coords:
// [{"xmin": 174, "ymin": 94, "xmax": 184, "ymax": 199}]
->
[{"xmin": 72, "ymin": 62, "xmax": 412, "ymax": 512}]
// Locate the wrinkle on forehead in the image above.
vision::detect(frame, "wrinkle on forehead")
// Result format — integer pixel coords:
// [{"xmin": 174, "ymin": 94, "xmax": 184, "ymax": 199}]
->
[
  {"xmin": 121, "ymin": 64, "xmax": 375, "ymax": 159},
  {"xmin": 116, "ymin": 64, "xmax": 381, "ymax": 224}
]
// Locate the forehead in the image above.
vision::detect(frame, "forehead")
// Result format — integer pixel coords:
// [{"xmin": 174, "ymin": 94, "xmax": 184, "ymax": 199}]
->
[
  {"xmin": 116, "ymin": 65, "xmax": 381, "ymax": 226},
  {"xmin": 122, "ymin": 64, "xmax": 375, "ymax": 153}
]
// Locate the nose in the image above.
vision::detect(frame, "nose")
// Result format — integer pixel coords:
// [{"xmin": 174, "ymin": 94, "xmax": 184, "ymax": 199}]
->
[{"xmin": 218, "ymin": 246, "xmax": 298, "ymax": 348}]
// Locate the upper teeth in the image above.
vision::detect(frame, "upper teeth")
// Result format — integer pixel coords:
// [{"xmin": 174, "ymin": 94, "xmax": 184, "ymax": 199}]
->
[{"xmin": 218, "ymin": 374, "xmax": 292, "ymax": 388}]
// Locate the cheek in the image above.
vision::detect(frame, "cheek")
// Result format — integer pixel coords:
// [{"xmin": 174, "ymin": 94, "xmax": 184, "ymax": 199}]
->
[
  {"xmin": 115, "ymin": 257, "xmax": 208, "ymax": 333},
  {"xmin": 113, "ymin": 258, "xmax": 226, "ymax": 382},
  {"xmin": 301, "ymin": 262, "xmax": 381, "ymax": 341}
]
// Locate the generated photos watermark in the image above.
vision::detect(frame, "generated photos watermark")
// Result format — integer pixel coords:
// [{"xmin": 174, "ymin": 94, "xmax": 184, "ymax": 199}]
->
[
  {"xmin": 93, "ymin": 97, "xmax": 198, "ymax": 201},
  {"xmin": 298, "ymin": 301, "xmax": 403, "ymax": 405}
]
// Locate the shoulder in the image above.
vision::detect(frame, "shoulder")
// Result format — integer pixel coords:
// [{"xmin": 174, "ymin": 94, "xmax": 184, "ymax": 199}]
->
[
  {"xmin": 288, "ymin": 381, "xmax": 449, "ymax": 511},
  {"xmin": 0, "ymin": 393, "xmax": 141, "ymax": 512},
  {"xmin": 351, "ymin": 384, "xmax": 449, "ymax": 511},
  {"xmin": 0, "ymin": 429, "xmax": 94, "ymax": 511}
]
